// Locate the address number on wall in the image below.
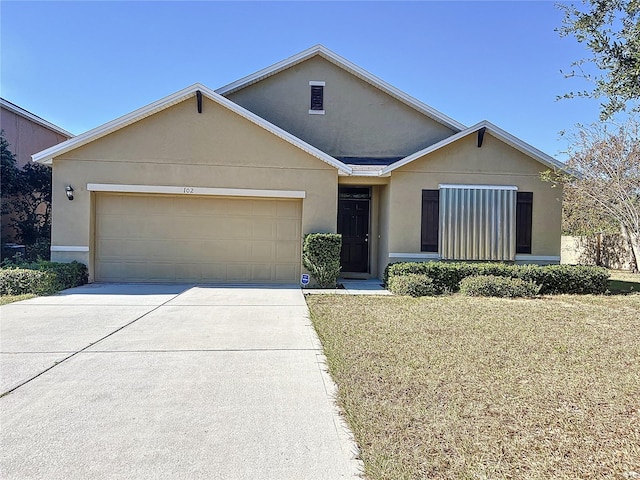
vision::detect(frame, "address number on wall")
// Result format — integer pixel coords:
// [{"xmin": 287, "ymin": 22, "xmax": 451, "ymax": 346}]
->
[{"xmin": 183, "ymin": 187, "xmax": 195, "ymax": 194}]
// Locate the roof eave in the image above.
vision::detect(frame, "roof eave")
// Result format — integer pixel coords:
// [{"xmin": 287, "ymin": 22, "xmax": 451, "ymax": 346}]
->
[
  {"xmin": 31, "ymin": 83, "xmax": 352, "ymax": 175},
  {"xmin": 0, "ymin": 98, "xmax": 74, "ymax": 138},
  {"xmin": 382, "ymin": 120, "xmax": 566, "ymax": 175},
  {"xmin": 216, "ymin": 45, "xmax": 466, "ymax": 132}
]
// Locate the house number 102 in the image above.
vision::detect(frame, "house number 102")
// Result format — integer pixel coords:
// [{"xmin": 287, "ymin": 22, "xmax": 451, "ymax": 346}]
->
[{"xmin": 183, "ymin": 187, "xmax": 195, "ymax": 194}]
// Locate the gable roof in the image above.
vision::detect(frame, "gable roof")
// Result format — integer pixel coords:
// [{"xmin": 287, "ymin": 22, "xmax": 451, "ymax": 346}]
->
[
  {"xmin": 31, "ymin": 84, "xmax": 352, "ymax": 174},
  {"xmin": 216, "ymin": 45, "xmax": 466, "ymax": 133},
  {"xmin": 1, "ymin": 98, "xmax": 74, "ymax": 138},
  {"xmin": 381, "ymin": 120, "xmax": 566, "ymax": 175}
]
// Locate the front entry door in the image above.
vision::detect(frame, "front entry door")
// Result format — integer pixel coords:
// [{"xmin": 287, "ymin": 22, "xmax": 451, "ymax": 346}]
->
[{"xmin": 337, "ymin": 187, "xmax": 370, "ymax": 273}]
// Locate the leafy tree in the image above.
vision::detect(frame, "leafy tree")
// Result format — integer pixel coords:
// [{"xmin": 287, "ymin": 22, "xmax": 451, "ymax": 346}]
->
[
  {"xmin": 557, "ymin": 0, "xmax": 640, "ymax": 119},
  {"xmin": 544, "ymin": 118, "xmax": 640, "ymax": 271},
  {"xmin": 0, "ymin": 132, "xmax": 52, "ymax": 259},
  {"xmin": 1, "ymin": 131, "xmax": 22, "ymax": 203}
]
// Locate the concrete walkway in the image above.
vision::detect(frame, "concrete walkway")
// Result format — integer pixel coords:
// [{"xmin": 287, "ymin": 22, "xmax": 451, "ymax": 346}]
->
[
  {"xmin": 0, "ymin": 283, "xmax": 362, "ymax": 479},
  {"xmin": 304, "ymin": 279, "xmax": 391, "ymax": 295}
]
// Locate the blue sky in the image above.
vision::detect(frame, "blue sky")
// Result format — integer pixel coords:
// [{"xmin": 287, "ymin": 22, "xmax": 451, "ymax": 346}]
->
[{"xmin": 1, "ymin": 1, "xmax": 601, "ymax": 161}]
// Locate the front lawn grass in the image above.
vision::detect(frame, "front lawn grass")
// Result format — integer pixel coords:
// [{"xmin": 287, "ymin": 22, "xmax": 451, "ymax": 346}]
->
[
  {"xmin": 0, "ymin": 294, "xmax": 36, "ymax": 305},
  {"xmin": 307, "ymin": 294, "xmax": 640, "ymax": 480},
  {"xmin": 608, "ymin": 269, "xmax": 640, "ymax": 294}
]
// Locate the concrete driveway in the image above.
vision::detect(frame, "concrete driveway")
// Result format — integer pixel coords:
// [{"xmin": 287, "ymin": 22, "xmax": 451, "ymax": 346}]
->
[{"xmin": 0, "ymin": 283, "xmax": 362, "ymax": 479}]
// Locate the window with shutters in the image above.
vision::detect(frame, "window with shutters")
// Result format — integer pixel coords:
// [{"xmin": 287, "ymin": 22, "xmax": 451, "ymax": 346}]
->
[
  {"xmin": 421, "ymin": 190, "xmax": 439, "ymax": 252},
  {"xmin": 309, "ymin": 81, "xmax": 325, "ymax": 114},
  {"xmin": 516, "ymin": 192, "xmax": 533, "ymax": 254}
]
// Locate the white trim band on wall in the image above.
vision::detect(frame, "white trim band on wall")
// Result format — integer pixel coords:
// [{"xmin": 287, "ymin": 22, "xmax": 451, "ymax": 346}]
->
[
  {"xmin": 389, "ymin": 253, "xmax": 441, "ymax": 259},
  {"xmin": 87, "ymin": 184, "xmax": 306, "ymax": 199},
  {"xmin": 50, "ymin": 246, "xmax": 90, "ymax": 252},
  {"xmin": 439, "ymin": 184, "xmax": 518, "ymax": 190},
  {"xmin": 515, "ymin": 255, "xmax": 561, "ymax": 262}
]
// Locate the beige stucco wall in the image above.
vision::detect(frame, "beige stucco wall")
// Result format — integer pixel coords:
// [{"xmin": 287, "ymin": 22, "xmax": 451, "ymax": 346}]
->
[
  {"xmin": 383, "ymin": 132, "xmax": 562, "ymax": 269},
  {"xmin": 225, "ymin": 56, "xmax": 456, "ymax": 158},
  {"xmin": 50, "ymin": 96, "xmax": 338, "ymax": 281}
]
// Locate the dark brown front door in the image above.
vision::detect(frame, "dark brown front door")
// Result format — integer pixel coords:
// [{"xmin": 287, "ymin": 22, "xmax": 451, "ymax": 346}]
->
[{"xmin": 338, "ymin": 188, "xmax": 370, "ymax": 273}]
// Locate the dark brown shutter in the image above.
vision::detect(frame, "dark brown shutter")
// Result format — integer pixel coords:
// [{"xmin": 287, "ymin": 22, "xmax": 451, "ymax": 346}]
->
[
  {"xmin": 516, "ymin": 192, "xmax": 533, "ymax": 254},
  {"xmin": 310, "ymin": 86, "xmax": 324, "ymax": 110},
  {"xmin": 421, "ymin": 190, "xmax": 439, "ymax": 252}
]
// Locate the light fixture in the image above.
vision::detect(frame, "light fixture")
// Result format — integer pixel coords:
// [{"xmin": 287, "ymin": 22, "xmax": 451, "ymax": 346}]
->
[{"xmin": 65, "ymin": 185, "xmax": 74, "ymax": 201}]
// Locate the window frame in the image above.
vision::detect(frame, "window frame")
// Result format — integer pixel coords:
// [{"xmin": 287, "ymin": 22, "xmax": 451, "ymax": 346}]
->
[
  {"xmin": 516, "ymin": 192, "xmax": 533, "ymax": 254},
  {"xmin": 420, "ymin": 189, "xmax": 439, "ymax": 253}
]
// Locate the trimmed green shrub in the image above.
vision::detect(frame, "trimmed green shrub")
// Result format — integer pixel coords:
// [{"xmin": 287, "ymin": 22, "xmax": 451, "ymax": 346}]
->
[
  {"xmin": 516, "ymin": 264, "xmax": 609, "ymax": 295},
  {"xmin": 459, "ymin": 275, "xmax": 541, "ymax": 298},
  {"xmin": 0, "ymin": 269, "xmax": 58, "ymax": 295},
  {"xmin": 385, "ymin": 262, "xmax": 610, "ymax": 295},
  {"xmin": 0, "ymin": 260, "xmax": 88, "ymax": 296},
  {"xmin": 388, "ymin": 274, "xmax": 437, "ymax": 297},
  {"xmin": 302, "ymin": 233, "xmax": 342, "ymax": 288}
]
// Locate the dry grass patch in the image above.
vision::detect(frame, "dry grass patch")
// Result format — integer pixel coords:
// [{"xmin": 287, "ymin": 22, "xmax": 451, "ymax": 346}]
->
[
  {"xmin": 0, "ymin": 294, "xmax": 36, "ymax": 305},
  {"xmin": 307, "ymin": 294, "xmax": 640, "ymax": 480}
]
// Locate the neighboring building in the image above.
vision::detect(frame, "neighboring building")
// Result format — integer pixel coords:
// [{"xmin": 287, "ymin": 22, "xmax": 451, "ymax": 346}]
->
[
  {"xmin": 1, "ymin": 98, "xmax": 73, "ymax": 243},
  {"xmin": 1, "ymin": 98, "xmax": 73, "ymax": 169},
  {"xmin": 33, "ymin": 45, "xmax": 564, "ymax": 283}
]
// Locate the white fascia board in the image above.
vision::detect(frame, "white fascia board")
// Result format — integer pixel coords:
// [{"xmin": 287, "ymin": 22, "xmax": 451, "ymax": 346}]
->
[
  {"xmin": 389, "ymin": 253, "xmax": 440, "ymax": 259},
  {"xmin": 87, "ymin": 183, "xmax": 307, "ymax": 199},
  {"xmin": 0, "ymin": 98, "xmax": 74, "ymax": 138},
  {"xmin": 515, "ymin": 255, "xmax": 561, "ymax": 262},
  {"xmin": 382, "ymin": 120, "xmax": 566, "ymax": 175},
  {"xmin": 31, "ymin": 83, "xmax": 352, "ymax": 174},
  {"xmin": 215, "ymin": 45, "xmax": 466, "ymax": 132},
  {"xmin": 31, "ymin": 84, "xmax": 204, "ymax": 165}
]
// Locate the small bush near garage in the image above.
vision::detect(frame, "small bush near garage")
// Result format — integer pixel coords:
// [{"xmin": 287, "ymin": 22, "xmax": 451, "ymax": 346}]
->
[
  {"xmin": 0, "ymin": 261, "xmax": 88, "ymax": 296},
  {"xmin": 385, "ymin": 262, "xmax": 610, "ymax": 295},
  {"xmin": 459, "ymin": 275, "xmax": 540, "ymax": 298},
  {"xmin": 302, "ymin": 233, "xmax": 342, "ymax": 288},
  {"xmin": 0, "ymin": 269, "xmax": 58, "ymax": 295},
  {"xmin": 388, "ymin": 273, "xmax": 437, "ymax": 297}
]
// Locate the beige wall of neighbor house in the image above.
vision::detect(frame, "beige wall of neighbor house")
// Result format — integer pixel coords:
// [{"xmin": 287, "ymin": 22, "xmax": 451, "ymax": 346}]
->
[
  {"xmin": 383, "ymin": 132, "xmax": 562, "ymax": 269},
  {"xmin": 50, "ymin": 96, "xmax": 338, "ymax": 282},
  {"xmin": 1, "ymin": 100, "xmax": 72, "ymax": 243},
  {"xmin": 1, "ymin": 103, "xmax": 71, "ymax": 168},
  {"xmin": 225, "ymin": 56, "xmax": 456, "ymax": 158}
]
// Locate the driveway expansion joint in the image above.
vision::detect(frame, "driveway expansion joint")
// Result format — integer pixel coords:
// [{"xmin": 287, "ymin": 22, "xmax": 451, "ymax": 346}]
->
[{"xmin": 0, "ymin": 289, "xmax": 186, "ymax": 397}]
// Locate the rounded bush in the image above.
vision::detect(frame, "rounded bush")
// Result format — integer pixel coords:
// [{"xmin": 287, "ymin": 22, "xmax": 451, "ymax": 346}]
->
[
  {"xmin": 388, "ymin": 274, "xmax": 437, "ymax": 297},
  {"xmin": 459, "ymin": 275, "xmax": 540, "ymax": 298}
]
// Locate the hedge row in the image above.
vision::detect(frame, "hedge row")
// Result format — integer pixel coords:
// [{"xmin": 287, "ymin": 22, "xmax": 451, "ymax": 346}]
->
[
  {"xmin": 0, "ymin": 261, "xmax": 88, "ymax": 296},
  {"xmin": 384, "ymin": 262, "xmax": 610, "ymax": 295},
  {"xmin": 459, "ymin": 275, "xmax": 541, "ymax": 298}
]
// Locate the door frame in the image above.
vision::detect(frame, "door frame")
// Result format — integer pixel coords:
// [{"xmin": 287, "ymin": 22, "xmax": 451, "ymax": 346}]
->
[{"xmin": 337, "ymin": 186, "xmax": 371, "ymax": 274}]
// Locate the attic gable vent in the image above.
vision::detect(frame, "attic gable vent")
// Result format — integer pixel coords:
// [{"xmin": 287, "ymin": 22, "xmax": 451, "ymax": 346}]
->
[{"xmin": 309, "ymin": 81, "xmax": 325, "ymax": 115}]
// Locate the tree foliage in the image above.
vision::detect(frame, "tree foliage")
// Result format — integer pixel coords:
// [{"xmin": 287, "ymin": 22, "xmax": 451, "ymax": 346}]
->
[
  {"xmin": 544, "ymin": 118, "xmax": 640, "ymax": 271},
  {"xmin": 558, "ymin": 0, "xmax": 640, "ymax": 119},
  {"xmin": 0, "ymin": 132, "xmax": 52, "ymax": 257}
]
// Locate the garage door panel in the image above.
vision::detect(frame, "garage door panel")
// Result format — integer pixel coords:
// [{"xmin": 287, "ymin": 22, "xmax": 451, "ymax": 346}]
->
[
  {"xmin": 276, "ymin": 242, "xmax": 300, "ymax": 261},
  {"xmin": 277, "ymin": 219, "xmax": 300, "ymax": 241},
  {"xmin": 277, "ymin": 200, "xmax": 301, "ymax": 217},
  {"xmin": 95, "ymin": 194, "xmax": 302, "ymax": 283},
  {"xmin": 252, "ymin": 219, "xmax": 276, "ymax": 239}
]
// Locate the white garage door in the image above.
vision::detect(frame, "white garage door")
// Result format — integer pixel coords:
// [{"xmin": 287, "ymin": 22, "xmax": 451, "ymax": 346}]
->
[{"xmin": 95, "ymin": 194, "xmax": 302, "ymax": 283}]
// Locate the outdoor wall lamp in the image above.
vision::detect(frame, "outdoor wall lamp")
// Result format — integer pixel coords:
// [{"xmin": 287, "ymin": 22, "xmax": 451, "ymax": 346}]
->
[{"xmin": 65, "ymin": 185, "xmax": 74, "ymax": 201}]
